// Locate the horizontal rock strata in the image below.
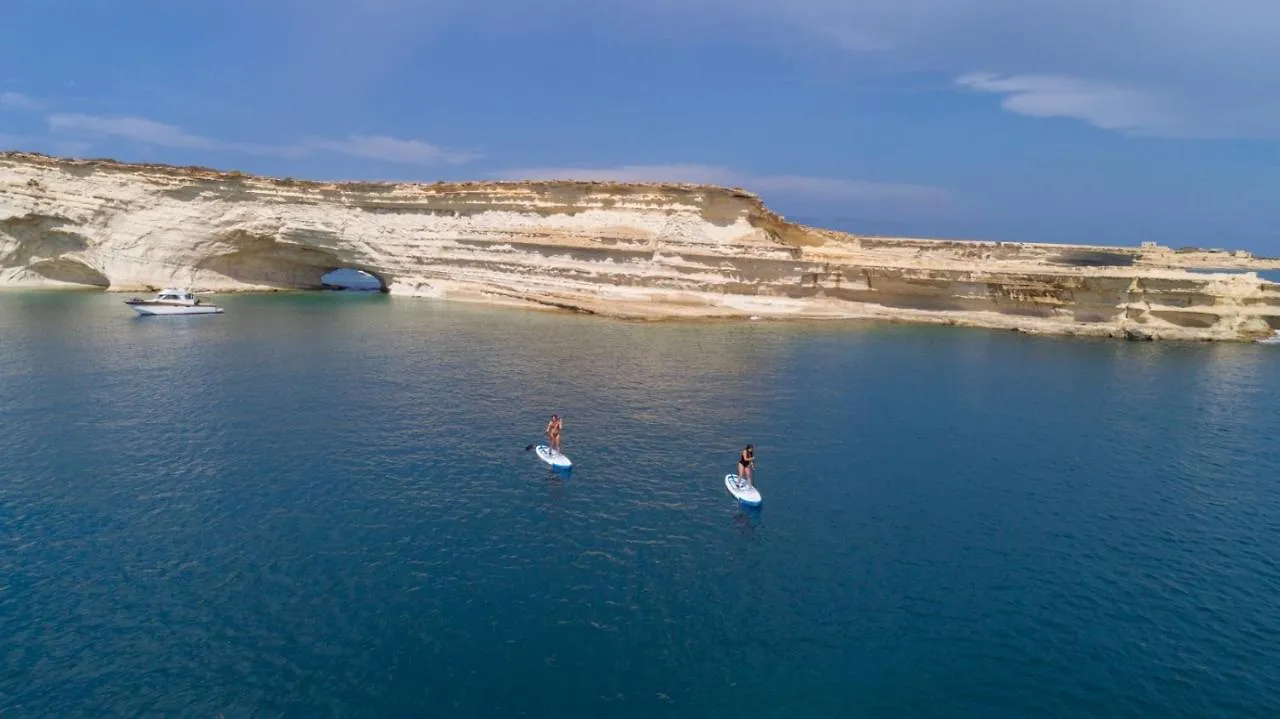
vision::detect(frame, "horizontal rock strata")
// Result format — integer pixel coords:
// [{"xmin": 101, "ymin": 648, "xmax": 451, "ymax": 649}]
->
[{"xmin": 3, "ymin": 151, "xmax": 1279, "ymax": 341}]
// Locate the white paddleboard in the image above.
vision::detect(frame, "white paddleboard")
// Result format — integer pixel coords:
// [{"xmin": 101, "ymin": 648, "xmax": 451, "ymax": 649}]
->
[
  {"xmin": 725, "ymin": 474, "xmax": 761, "ymax": 506},
  {"xmin": 535, "ymin": 445, "xmax": 572, "ymax": 469}
]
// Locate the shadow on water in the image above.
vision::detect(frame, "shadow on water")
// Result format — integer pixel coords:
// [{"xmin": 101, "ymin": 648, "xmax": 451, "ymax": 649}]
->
[{"xmin": 731, "ymin": 504, "xmax": 763, "ymax": 534}]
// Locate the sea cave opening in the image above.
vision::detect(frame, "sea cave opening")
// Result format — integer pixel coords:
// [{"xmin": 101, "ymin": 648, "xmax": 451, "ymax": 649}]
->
[{"xmin": 320, "ymin": 268, "xmax": 388, "ymax": 293}]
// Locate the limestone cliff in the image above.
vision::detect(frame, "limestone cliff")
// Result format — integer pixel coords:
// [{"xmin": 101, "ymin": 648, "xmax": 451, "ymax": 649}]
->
[{"xmin": 2, "ymin": 151, "xmax": 1278, "ymax": 341}]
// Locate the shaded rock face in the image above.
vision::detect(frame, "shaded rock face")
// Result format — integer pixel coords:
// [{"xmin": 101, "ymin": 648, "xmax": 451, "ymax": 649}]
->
[{"xmin": 2, "ymin": 152, "xmax": 1279, "ymax": 341}]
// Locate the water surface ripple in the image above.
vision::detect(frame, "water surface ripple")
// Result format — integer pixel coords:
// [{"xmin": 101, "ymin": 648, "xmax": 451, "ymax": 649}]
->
[{"xmin": 1, "ymin": 292, "xmax": 1278, "ymax": 717}]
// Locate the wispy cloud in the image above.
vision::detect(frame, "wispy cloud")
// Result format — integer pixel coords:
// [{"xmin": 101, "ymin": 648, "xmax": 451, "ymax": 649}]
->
[
  {"xmin": 310, "ymin": 135, "xmax": 480, "ymax": 166},
  {"xmin": 268, "ymin": 0, "xmax": 1280, "ymax": 140},
  {"xmin": 608, "ymin": 0, "xmax": 1280, "ymax": 139},
  {"xmin": 953, "ymin": 72, "xmax": 1280, "ymax": 139},
  {"xmin": 0, "ymin": 91, "xmax": 40, "ymax": 111},
  {"xmin": 492, "ymin": 164, "xmax": 949, "ymax": 204},
  {"xmin": 955, "ymin": 74, "xmax": 1178, "ymax": 137},
  {"xmin": 49, "ymin": 113, "xmax": 216, "ymax": 149},
  {"xmin": 45, "ymin": 112, "xmax": 477, "ymax": 165}
]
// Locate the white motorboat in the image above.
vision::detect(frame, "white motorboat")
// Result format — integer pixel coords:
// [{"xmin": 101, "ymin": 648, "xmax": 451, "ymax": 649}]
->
[
  {"xmin": 124, "ymin": 288, "xmax": 224, "ymax": 316},
  {"xmin": 1258, "ymin": 330, "xmax": 1280, "ymax": 345}
]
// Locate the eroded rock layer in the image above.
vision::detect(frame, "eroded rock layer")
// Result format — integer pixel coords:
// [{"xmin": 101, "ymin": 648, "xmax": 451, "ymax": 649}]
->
[{"xmin": 3, "ymin": 151, "xmax": 1279, "ymax": 340}]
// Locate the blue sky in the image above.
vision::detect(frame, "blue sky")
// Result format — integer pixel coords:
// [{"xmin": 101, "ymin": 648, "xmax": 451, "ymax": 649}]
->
[{"xmin": 4, "ymin": 0, "xmax": 1280, "ymax": 253}]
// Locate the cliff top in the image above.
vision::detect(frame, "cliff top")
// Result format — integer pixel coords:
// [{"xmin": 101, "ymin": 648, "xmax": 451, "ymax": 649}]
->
[
  {"xmin": 4, "ymin": 150, "xmax": 1278, "ymax": 265},
  {"xmin": 0, "ymin": 150, "xmax": 762, "ymax": 198}
]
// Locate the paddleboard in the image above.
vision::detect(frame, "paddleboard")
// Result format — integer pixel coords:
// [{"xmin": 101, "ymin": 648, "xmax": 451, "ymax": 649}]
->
[
  {"xmin": 725, "ymin": 473, "xmax": 761, "ymax": 506},
  {"xmin": 535, "ymin": 444, "xmax": 572, "ymax": 470}
]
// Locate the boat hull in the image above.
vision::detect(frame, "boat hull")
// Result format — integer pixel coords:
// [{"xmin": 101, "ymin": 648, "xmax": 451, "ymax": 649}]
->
[{"xmin": 127, "ymin": 303, "xmax": 224, "ymax": 316}]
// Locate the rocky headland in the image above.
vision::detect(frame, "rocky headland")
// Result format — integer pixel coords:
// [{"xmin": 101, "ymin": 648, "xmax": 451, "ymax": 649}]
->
[{"xmin": 2, "ymin": 151, "xmax": 1278, "ymax": 341}]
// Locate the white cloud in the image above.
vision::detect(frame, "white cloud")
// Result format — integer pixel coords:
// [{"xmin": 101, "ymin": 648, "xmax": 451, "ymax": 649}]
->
[
  {"xmin": 49, "ymin": 113, "xmax": 216, "ymax": 149},
  {"xmin": 0, "ymin": 92, "xmax": 39, "ymax": 110},
  {"xmin": 310, "ymin": 135, "xmax": 480, "ymax": 166},
  {"xmin": 47, "ymin": 113, "xmax": 311, "ymax": 158},
  {"xmin": 953, "ymin": 72, "xmax": 1280, "ymax": 138},
  {"xmin": 492, "ymin": 164, "xmax": 948, "ymax": 205},
  {"xmin": 596, "ymin": 0, "xmax": 1280, "ymax": 138},
  {"xmin": 45, "ymin": 112, "xmax": 476, "ymax": 165},
  {"xmin": 955, "ymin": 74, "xmax": 1179, "ymax": 137}
]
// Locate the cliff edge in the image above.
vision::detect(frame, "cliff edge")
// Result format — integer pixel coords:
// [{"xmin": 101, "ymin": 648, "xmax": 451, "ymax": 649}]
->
[{"xmin": 2, "ymin": 151, "xmax": 1278, "ymax": 340}]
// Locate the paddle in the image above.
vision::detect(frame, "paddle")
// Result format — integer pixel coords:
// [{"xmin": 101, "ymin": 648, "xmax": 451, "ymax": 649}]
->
[{"xmin": 524, "ymin": 444, "xmax": 535, "ymax": 452}]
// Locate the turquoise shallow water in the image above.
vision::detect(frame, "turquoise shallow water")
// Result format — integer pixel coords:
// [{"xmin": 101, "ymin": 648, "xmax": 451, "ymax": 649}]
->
[{"xmin": 1, "ymin": 292, "xmax": 1278, "ymax": 717}]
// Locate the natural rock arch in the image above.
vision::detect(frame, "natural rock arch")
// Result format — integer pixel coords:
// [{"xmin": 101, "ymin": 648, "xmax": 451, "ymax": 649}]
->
[
  {"xmin": 321, "ymin": 268, "xmax": 387, "ymax": 291},
  {"xmin": 190, "ymin": 231, "xmax": 389, "ymax": 292}
]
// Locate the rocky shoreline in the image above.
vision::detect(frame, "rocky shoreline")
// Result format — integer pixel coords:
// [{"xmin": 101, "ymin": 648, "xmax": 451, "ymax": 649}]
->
[{"xmin": 2, "ymin": 151, "xmax": 1278, "ymax": 341}]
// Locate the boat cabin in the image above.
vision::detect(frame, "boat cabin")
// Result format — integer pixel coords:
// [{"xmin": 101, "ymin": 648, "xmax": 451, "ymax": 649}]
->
[{"xmin": 155, "ymin": 289, "xmax": 197, "ymax": 304}]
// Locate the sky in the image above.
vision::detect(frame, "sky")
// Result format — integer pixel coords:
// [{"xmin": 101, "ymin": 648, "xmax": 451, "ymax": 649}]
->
[{"xmin": 3, "ymin": 0, "xmax": 1280, "ymax": 253}]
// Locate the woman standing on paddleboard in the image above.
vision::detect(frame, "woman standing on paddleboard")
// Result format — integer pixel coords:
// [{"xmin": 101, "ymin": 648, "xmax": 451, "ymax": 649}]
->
[
  {"xmin": 738, "ymin": 444, "xmax": 755, "ymax": 487},
  {"xmin": 546, "ymin": 415, "xmax": 563, "ymax": 454}
]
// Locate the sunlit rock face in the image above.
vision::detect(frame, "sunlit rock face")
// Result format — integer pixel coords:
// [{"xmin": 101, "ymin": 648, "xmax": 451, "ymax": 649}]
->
[{"xmin": 3, "ymin": 152, "xmax": 1278, "ymax": 340}]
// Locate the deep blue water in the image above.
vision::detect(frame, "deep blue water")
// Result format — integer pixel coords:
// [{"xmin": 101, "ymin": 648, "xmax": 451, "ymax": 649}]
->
[{"xmin": 2, "ymin": 292, "xmax": 1278, "ymax": 718}]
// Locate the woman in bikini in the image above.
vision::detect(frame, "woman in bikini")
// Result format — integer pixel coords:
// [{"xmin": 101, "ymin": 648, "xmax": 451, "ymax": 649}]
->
[
  {"xmin": 737, "ymin": 444, "xmax": 755, "ymax": 488},
  {"xmin": 546, "ymin": 414, "xmax": 563, "ymax": 454}
]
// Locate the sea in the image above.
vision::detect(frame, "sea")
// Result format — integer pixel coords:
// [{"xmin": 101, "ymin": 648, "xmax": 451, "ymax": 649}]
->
[{"xmin": 1, "ymin": 290, "xmax": 1278, "ymax": 718}]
